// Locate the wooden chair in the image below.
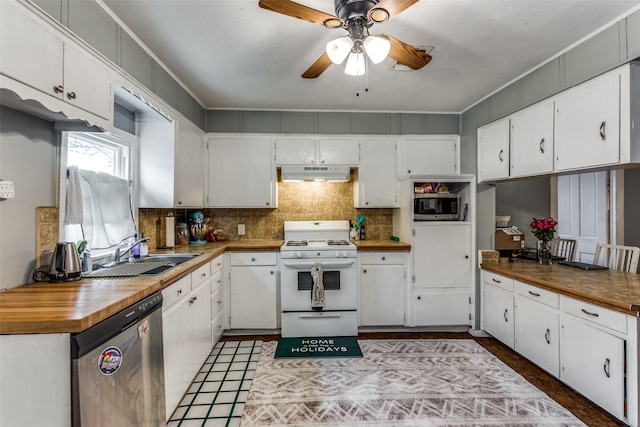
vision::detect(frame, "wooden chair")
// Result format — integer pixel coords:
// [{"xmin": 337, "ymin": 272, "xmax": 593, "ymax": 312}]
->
[
  {"xmin": 593, "ymin": 243, "xmax": 640, "ymax": 273},
  {"xmin": 553, "ymin": 238, "xmax": 577, "ymax": 262}
]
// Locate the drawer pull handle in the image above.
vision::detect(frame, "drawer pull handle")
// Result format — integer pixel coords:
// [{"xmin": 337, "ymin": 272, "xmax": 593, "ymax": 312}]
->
[
  {"xmin": 581, "ymin": 308, "xmax": 599, "ymax": 317},
  {"xmin": 381, "ymin": 256, "xmax": 386, "ymax": 261},
  {"xmin": 177, "ymin": 289, "xmax": 183, "ymax": 295},
  {"xmin": 499, "ymin": 149, "xmax": 504, "ymax": 162},
  {"xmin": 492, "ymin": 278, "xmax": 501, "ymax": 283},
  {"xmin": 544, "ymin": 328, "xmax": 550, "ymax": 344},
  {"xmin": 539, "ymin": 138, "xmax": 545, "ymax": 153},
  {"xmin": 503, "ymin": 309, "xmax": 508, "ymax": 322},
  {"xmin": 251, "ymin": 257, "xmax": 256, "ymax": 262},
  {"xmin": 603, "ymin": 358, "xmax": 610, "ymax": 378},
  {"xmin": 189, "ymin": 296, "xmax": 197, "ymax": 304},
  {"xmin": 53, "ymin": 85, "xmax": 64, "ymax": 94},
  {"xmin": 201, "ymin": 272, "xmax": 206, "ymax": 277},
  {"xmin": 66, "ymin": 91, "xmax": 77, "ymax": 100},
  {"xmin": 528, "ymin": 291, "xmax": 541, "ymax": 297},
  {"xmin": 599, "ymin": 121, "xmax": 606, "ymax": 140}
]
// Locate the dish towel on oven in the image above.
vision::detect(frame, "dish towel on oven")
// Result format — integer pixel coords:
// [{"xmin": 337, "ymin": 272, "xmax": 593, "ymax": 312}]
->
[{"xmin": 311, "ymin": 262, "xmax": 325, "ymax": 310}]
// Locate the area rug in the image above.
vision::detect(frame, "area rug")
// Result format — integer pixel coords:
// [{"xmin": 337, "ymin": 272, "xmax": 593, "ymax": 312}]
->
[
  {"xmin": 275, "ymin": 336, "xmax": 363, "ymax": 359},
  {"xmin": 241, "ymin": 339, "xmax": 586, "ymax": 426}
]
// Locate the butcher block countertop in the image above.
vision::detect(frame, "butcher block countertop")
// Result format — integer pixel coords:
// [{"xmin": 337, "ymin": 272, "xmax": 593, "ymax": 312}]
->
[
  {"xmin": 353, "ymin": 240, "xmax": 411, "ymax": 251},
  {"xmin": 0, "ymin": 240, "xmax": 283, "ymax": 335},
  {"xmin": 481, "ymin": 259, "xmax": 640, "ymax": 316}
]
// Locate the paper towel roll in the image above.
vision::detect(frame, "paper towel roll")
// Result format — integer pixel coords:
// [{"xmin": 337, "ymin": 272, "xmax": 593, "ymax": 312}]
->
[{"xmin": 157, "ymin": 215, "xmax": 175, "ymax": 248}]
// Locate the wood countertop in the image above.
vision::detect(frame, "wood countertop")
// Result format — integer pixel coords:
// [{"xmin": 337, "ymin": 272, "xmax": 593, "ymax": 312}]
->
[
  {"xmin": 0, "ymin": 240, "xmax": 283, "ymax": 335},
  {"xmin": 481, "ymin": 259, "xmax": 640, "ymax": 316},
  {"xmin": 353, "ymin": 240, "xmax": 411, "ymax": 251}
]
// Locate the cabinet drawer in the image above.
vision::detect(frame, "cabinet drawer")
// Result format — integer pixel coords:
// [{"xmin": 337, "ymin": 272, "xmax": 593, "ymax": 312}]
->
[
  {"xmin": 211, "ymin": 269, "xmax": 223, "ymax": 293},
  {"xmin": 229, "ymin": 252, "xmax": 277, "ymax": 266},
  {"xmin": 515, "ymin": 281, "xmax": 558, "ymax": 309},
  {"xmin": 210, "ymin": 255, "xmax": 223, "ymax": 275},
  {"xmin": 162, "ymin": 276, "xmax": 190, "ymax": 310},
  {"xmin": 212, "ymin": 310, "xmax": 224, "ymax": 346},
  {"xmin": 562, "ymin": 296, "xmax": 628, "ymax": 334},
  {"xmin": 211, "ymin": 286, "xmax": 223, "ymax": 318},
  {"xmin": 360, "ymin": 252, "xmax": 406, "ymax": 265},
  {"xmin": 191, "ymin": 263, "xmax": 210, "ymax": 290},
  {"xmin": 483, "ymin": 271, "xmax": 513, "ymax": 292}
]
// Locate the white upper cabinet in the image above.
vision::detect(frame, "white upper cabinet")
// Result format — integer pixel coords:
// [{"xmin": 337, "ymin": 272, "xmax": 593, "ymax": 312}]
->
[
  {"xmin": 510, "ymin": 100, "xmax": 555, "ymax": 177},
  {"xmin": 208, "ymin": 137, "xmax": 276, "ymax": 208},
  {"xmin": 398, "ymin": 137, "xmax": 459, "ymax": 177},
  {"xmin": 478, "ymin": 118, "xmax": 510, "ymax": 181},
  {"xmin": 175, "ymin": 120, "xmax": 206, "ymax": 208},
  {"xmin": 275, "ymin": 137, "xmax": 359, "ymax": 166},
  {"xmin": 355, "ymin": 139, "xmax": 397, "ymax": 208},
  {"xmin": 554, "ymin": 67, "xmax": 623, "ymax": 171},
  {"xmin": 0, "ymin": 1, "xmax": 112, "ymax": 121}
]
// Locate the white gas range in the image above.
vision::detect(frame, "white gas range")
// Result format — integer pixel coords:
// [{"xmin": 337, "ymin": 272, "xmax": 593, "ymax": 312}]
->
[{"xmin": 280, "ymin": 220, "xmax": 358, "ymax": 338}]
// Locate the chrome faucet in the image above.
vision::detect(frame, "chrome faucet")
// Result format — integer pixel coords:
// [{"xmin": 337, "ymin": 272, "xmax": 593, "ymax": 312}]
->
[{"xmin": 106, "ymin": 236, "xmax": 151, "ymax": 266}]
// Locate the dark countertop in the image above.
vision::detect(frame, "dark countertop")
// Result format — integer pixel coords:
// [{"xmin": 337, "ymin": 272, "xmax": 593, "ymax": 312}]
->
[
  {"xmin": 353, "ymin": 239, "xmax": 411, "ymax": 251},
  {"xmin": 481, "ymin": 259, "xmax": 640, "ymax": 316}
]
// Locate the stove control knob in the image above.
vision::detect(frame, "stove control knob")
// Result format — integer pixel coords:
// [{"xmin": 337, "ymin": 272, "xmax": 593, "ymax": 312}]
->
[{"xmin": 294, "ymin": 252, "xmax": 303, "ymax": 259}]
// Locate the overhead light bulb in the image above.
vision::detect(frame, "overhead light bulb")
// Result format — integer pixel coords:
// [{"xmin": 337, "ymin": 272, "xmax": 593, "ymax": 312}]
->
[
  {"xmin": 345, "ymin": 51, "xmax": 365, "ymax": 76},
  {"xmin": 363, "ymin": 34, "xmax": 391, "ymax": 64},
  {"xmin": 326, "ymin": 36, "xmax": 353, "ymax": 65}
]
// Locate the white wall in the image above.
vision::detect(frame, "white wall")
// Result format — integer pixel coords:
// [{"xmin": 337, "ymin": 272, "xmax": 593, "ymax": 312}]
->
[{"xmin": 0, "ymin": 106, "xmax": 57, "ymax": 289}]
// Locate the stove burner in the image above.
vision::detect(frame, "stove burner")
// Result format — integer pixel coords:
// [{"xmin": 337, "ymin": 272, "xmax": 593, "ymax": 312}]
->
[
  {"xmin": 286, "ymin": 240, "xmax": 308, "ymax": 246},
  {"xmin": 327, "ymin": 239, "xmax": 350, "ymax": 246}
]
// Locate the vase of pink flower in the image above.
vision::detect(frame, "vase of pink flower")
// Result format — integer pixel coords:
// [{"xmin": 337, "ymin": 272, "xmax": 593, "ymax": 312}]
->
[{"xmin": 530, "ymin": 217, "xmax": 558, "ymax": 265}]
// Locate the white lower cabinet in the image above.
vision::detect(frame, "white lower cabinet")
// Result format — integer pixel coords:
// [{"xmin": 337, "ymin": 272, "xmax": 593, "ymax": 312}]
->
[
  {"xmin": 482, "ymin": 278, "xmax": 515, "ymax": 348},
  {"xmin": 162, "ymin": 266, "xmax": 213, "ymax": 421},
  {"xmin": 481, "ymin": 270, "xmax": 638, "ymax": 426},
  {"xmin": 228, "ymin": 252, "xmax": 278, "ymax": 329},
  {"xmin": 514, "ymin": 282, "xmax": 559, "ymax": 377},
  {"xmin": 359, "ymin": 252, "xmax": 407, "ymax": 326}
]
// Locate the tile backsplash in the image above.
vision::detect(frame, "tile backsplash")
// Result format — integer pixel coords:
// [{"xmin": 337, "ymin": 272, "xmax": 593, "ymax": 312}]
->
[{"xmin": 139, "ymin": 172, "xmax": 393, "ymax": 250}]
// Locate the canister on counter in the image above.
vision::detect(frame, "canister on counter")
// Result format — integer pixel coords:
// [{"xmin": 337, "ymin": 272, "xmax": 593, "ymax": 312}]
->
[{"xmin": 176, "ymin": 222, "xmax": 190, "ymax": 246}]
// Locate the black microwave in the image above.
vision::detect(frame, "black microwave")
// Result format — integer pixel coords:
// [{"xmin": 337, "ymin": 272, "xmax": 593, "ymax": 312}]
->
[{"xmin": 414, "ymin": 193, "xmax": 460, "ymax": 220}]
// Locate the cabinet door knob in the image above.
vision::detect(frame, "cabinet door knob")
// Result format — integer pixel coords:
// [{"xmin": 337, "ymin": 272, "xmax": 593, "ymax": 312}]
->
[
  {"xmin": 251, "ymin": 257, "xmax": 256, "ymax": 262},
  {"xmin": 407, "ymin": 169, "xmax": 411, "ymax": 174},
  {"xmin": 465, "ymin": 255, "xmax": 469, "ymax": 259},
  {"xmin": 417, "ymin": 295, "xmax": 421, "ymax": 300},
  {"xmin": 381, "ymin": 256, "xmax": 385, "ymax": 261},
  {"xmin": 270, "ymin": 270, "xmax": 275, "ymax": 275},
  {"xmin": 177, "ymin": 289, "xmax": 183, "ymax": 295},
  {"xmin": 53, "ymin": 85, "xmax": 64, "ymax": 94},
  {"xmin": 365, "ymin": 201, "xmax": 369, "ymax": 205},
  {"xmin": 266, "ymin": 201, "xmax": 270, "ymax": 206},
  {"xmin": 599, "ymin": 121, "xmax": 606, "ymax": 140},
  {"xmin": 178, "ymin": 201, "xmax": 183, "ymax": 205},
  {"xmin": 201, "ymin": 272, "xmax": 206, "ymax": 278},
  {"xmin": 363, "ymin": 269, "xmax": 367, "ymax": 274},
  {"xmin": 66, "ymin": 91, "xmax": 77, "ymax": 100},
  {"xmin": 321, "ymin": 159, "xmax": 325, "ymax": 164}
]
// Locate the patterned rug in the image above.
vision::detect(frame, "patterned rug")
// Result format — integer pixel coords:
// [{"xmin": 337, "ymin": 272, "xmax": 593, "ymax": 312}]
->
[{"xmin": 241, "ymin": 339, "xmax": 586, "ymax": 426}]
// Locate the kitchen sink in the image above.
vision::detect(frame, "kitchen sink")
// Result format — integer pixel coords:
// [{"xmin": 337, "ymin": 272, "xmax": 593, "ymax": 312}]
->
[{"xmin": 88, "ymin": 253, "xmax": 202, "ymax": 278}]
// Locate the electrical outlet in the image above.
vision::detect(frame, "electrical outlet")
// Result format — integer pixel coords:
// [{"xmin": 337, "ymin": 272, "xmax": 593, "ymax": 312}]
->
[
  {"xmin": 238, "ymin": 224, "xmax": 245, "ymax": 236},
  {"xmin": 0, "ymin": 181, "xmax": 15, "ymax": 199}
]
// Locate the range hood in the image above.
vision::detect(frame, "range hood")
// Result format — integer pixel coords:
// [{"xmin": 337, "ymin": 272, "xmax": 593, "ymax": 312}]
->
[{"xmin": 281, "ymin": 166, "xmax": 350, "ymax": 182}]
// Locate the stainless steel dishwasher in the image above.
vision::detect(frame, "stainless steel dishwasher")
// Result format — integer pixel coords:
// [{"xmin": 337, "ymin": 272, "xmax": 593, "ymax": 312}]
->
[{"xmin": 71, "ymin": 292, "xmax": 166, "ymax": 426}]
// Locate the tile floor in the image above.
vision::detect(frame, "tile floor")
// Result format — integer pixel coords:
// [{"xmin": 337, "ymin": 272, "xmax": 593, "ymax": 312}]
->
[{"xmin": 167, "ymin": 340, "xmax": 262, "ymax": 427}]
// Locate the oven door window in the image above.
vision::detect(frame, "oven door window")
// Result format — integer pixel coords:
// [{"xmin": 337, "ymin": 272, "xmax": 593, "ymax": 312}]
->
[{"xmin": 297, "ymin": 271, "xmax": 340, "ymax": 291}]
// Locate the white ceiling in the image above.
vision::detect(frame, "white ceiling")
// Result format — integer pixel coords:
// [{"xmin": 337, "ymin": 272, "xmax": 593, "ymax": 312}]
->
[{"xmin": 102, "ymin": 0, "xmax": 640, "ymax": 113}]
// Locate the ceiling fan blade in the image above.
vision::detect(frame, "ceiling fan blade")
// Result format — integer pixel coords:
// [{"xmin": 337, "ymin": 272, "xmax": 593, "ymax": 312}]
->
[
  {"xmin": 258, "ymin": 0, "xmax": 339, "ymax": 26},
  {"xmin": 302, "ymin": 53, "xmax": 333, "ymax": 78},
  {"xmin": 384, "ymin": 34, "xmax": 432, "ymax": 70},
  {"xmin": 369, "ymin": 0, "xmax": 419, "ymax": 22}
]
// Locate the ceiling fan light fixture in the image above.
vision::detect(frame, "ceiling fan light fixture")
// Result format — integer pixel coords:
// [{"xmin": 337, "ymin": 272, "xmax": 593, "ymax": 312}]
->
[
  {"xmin": 344, "ymin": 50, "xmax": 365, "ymax": 76},
  {"xmin": 326, "ymin": 36, "xmax": 354, "ymax": 64},
  {"xmin": 363, "ymin": 34, "xmax": 390, "ymax": 64}
]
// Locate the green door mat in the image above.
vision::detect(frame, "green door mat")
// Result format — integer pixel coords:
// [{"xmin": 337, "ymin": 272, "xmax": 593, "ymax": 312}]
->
[{"xmin": 275, "ymin": 336, "xmax": 363, "ymax": 359}]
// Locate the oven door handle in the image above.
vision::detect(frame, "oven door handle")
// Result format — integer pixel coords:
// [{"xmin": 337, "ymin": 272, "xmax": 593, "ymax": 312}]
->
[
  {"xmin": 281, "ymin": 260, "xmax": 356, "ymax": 270},
  {"xmin": 298, "ymin": 313, "xmax": 342, "ymax": 319}
]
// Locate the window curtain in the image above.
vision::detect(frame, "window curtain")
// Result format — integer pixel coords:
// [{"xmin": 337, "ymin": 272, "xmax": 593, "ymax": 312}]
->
[{"xmin": 66, "ymin": 166, "xmax": 136, "ymax": 250}]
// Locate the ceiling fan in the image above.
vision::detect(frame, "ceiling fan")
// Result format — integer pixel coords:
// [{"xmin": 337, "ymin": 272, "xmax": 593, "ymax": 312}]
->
[{"xmin": 258, "ymin": 0, "xmax": 432, "ymax": 78}]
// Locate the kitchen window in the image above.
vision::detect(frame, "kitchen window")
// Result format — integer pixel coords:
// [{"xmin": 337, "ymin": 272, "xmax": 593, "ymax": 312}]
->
[{"xmin": 60, "ymin": 129, "xmax": 138, "ymax": 259}]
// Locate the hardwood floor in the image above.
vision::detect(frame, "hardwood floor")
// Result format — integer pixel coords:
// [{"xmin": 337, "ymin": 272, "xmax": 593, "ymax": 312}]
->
[{"xmin": 222, "ymin": 331, "xmax": 625, "ymax": 426}]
